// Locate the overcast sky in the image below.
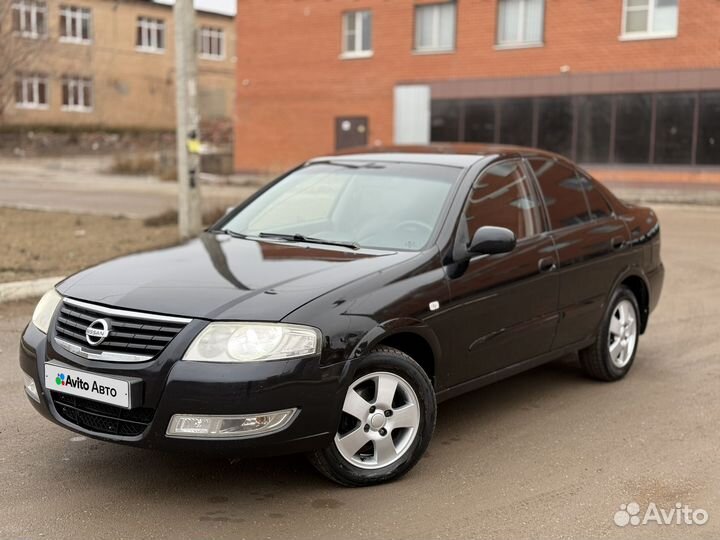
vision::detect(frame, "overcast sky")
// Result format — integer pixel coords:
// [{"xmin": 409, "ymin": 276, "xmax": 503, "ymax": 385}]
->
[{"xmin": 154, "ymin": 0, "xmax": 236, "ymax": 16}]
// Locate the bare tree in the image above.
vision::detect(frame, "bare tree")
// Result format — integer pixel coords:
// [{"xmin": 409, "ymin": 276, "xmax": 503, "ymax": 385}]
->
[{"xmin": 0, "ymin": 0, "xmax": 47, "ymax": 122}]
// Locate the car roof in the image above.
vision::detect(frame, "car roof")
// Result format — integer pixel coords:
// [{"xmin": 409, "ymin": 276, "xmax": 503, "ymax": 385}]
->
[{"xmin": 309, "ymin": 143, "xmax": 564, "ymax": 168}]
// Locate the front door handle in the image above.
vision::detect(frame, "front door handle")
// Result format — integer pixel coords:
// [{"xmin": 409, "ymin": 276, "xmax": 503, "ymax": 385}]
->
[
  {"xmin": 611, "ymin": 236, "xmax": 626, "ymax": 250},
  {"xmin": 538, "ymin": 257, "xmax": 557, "ymax": 273}
]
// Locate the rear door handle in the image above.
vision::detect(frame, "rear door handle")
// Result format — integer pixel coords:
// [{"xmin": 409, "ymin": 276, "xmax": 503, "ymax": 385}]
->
[
  {"xmin": 538, "ymin": 257, "xmax": 557, "ymax": 273},
  {"xmin": 611, "ymin": 236, "xmax": 626, "ymax": 250}
]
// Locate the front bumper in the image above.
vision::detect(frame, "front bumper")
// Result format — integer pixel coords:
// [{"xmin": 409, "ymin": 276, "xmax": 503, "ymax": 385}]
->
[{"xmin": 19, "ymin": 322, "xmax": 346, "ymax": 457}]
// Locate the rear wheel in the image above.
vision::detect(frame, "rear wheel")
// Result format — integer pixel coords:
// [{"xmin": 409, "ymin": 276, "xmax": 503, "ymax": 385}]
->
[
  {"xmin": 308, "ymin": 346, "xmax": 436, "ymax": 486},
  {"xmin": 579, "ymin": 286, "xmax": 640, "ymax": 381}
]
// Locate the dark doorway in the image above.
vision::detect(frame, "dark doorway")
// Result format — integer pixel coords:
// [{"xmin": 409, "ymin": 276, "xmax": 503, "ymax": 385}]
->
[{"xmin": 335, "ymin": 117, "xmax": 368, "ymax": 150}]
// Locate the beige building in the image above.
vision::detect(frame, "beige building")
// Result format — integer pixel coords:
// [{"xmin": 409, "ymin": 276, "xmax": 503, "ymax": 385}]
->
[{"xmin": 3, "ymin": 0, "xmax": 235, "ymax": 131}]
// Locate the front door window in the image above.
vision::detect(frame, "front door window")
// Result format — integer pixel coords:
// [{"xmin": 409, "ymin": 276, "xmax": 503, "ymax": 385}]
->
[{"xmin": 462, "ymin": 159, "xmax": 544, "ymax": 244}]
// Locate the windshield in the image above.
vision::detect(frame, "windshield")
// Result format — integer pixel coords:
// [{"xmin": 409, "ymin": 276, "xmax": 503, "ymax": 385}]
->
[{"xmin": 221, "ymin": 161, "xmax": 461, "ymax": 251}]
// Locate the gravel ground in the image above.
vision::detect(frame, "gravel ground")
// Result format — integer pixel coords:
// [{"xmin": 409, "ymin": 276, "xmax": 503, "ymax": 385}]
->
[
  {"xmin": 1, "ymin": 205, "xmax": 719, "ymax": 539},
  {"xmin": 0, "ymin": 208, "xmax": 178, "ymax": 283}
]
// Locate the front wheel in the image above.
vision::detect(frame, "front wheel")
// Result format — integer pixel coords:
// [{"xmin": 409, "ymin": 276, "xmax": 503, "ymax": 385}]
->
[
  {"xmin": 579, "ymin": 286, "xmax": 640, "ymax": 381},
  {"xmin": 308, "ymin": 346, "xmax": 436, "ymax": 486}
]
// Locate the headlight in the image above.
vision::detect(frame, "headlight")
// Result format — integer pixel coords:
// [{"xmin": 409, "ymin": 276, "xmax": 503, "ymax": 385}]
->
[
  {"xmin": 31, "ymin": 289, "xmax": 63, "ymax": 334},
  {"xmin": 182, "ymin": 322, "xmax": 321, "ymax": 363}
]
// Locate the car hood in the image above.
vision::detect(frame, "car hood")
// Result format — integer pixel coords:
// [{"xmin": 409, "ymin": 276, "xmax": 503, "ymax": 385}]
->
[{"xmin": 57, "ymin": 233, "xmax": 417, "ymax": 320}]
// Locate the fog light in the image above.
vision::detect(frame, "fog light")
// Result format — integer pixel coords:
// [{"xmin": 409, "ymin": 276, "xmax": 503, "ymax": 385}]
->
[
  {"xmin": 23, "ymin": 373, "xmax": 40, "ymax": 403},
  {"xmin": 166, "ymin": 409, "xmax": 297, "ymax": 439}
]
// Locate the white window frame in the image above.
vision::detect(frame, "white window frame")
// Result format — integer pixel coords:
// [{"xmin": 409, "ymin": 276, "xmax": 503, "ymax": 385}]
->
[
  {"xmin": 61, "ymin": 75, "xmax": 93, "ymax": 112},
  {"xmin": 414, "ymin": 2, "xmax": 456, "ymax": 54},
  {"xmin": 620, "ymin": 0, "xmax": 679, "ymax": 41},
  {"xmin": 198, "ymin": 26, "xmax": 225, "ymax": 60},
  {"xmin": 15, "ymin": 73, "xmax": 49, "ymax": 109},
  {"xmin": 59, "ymin": 5, "xmax": 91, "ymax": 44},
  {"xmin": 11, "ymin": 0, "xmax": 47, "ymax": 39},
  {"xmin": 495, "ymin": 0, "xmax": 545, "ymax": 49},
  {"xmin": 341, "ymin": 10, "xmax": 373, "ymax": 59},
  {"xmin": 136, "ymin": 16, "xmax": 165, "ymax": 53}
]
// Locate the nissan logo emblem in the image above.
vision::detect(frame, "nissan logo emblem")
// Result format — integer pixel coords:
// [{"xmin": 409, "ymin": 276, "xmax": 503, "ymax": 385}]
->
[{"xmin": 85, "ymin": 318, "xmax": 110, "ymax": 346}]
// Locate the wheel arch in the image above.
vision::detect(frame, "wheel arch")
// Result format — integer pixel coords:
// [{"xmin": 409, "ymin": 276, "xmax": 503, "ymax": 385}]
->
[
  {"xmin": 609, "ymin": 268, "xmax": 650, "ymax": 334},
  {"xmin": 621, "ymin": 274, "xmax": 650, "ymax": 333},
  {"xmin": 349, "ymin": 319, "xmax": 441, "ymax": 387}
]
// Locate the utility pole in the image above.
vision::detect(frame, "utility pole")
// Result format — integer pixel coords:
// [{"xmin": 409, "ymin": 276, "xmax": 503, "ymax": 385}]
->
[{"xmin": 174, "ymin": 0, "xmax": 202, "ymax": 239}]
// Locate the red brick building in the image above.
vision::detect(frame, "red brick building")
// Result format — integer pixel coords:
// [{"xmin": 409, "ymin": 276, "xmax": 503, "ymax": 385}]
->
[{"xmin": 234, "ymin": 0, "xmax": 720, "ymax": 175}]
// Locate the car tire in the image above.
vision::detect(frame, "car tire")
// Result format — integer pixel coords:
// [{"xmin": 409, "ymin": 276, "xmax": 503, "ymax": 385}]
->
[
  {"xmin": 579, "ymin": 285, "xmax": 641, "ymax": 381},
  {"xmin": 308, "ymin": 346, "xmax": 436, "ymax": 487}
]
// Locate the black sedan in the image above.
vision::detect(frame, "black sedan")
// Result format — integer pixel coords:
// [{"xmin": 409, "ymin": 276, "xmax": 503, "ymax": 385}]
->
[{"xmin": 20, "ymin": 145, "xmax": 664, "ymax": 486}]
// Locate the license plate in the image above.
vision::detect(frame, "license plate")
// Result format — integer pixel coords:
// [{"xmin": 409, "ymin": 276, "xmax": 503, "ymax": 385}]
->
[{"xmin": 45, "ymin": 364, "xmax": 131, "ymax": 409}]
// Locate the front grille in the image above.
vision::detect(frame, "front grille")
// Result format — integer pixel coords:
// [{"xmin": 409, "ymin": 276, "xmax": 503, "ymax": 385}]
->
[
  {"xmin": 52, "ymin": 392, "xmax": 154, "ymax": 437},
  {"xmin": 55, "ymin": 299, "xmax": 189, "ymax": 361}
]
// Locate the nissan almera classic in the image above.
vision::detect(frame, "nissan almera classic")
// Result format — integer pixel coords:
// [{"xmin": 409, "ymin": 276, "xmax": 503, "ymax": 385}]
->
[{"xmin": 20, "ymin": 145, "xmax": 663, "ymax": 486}]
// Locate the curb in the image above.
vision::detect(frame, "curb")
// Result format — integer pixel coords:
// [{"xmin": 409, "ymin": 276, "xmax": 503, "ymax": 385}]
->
[{"xmin": 0, "ymin": 276, "xmax": 65, "ymax": 304}]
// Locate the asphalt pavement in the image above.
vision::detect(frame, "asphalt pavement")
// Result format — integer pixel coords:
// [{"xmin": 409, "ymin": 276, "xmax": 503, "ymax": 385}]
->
[
  {"xmin": 0, "ymin": 157, "xmax": 257, "ymax": 218},
  {"xmin": 1, "ymin": 205, "xmax": 719, "ymax": 539}
]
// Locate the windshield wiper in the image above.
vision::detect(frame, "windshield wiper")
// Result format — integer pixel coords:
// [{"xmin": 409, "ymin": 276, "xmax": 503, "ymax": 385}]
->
[
  {"xmin": 258, "ymin": 232, "xmax": 359, "ymax": 250},
  {"xmin": 312, "ymin": 160, "xmax": 387, "ymax": 170},
  {"xmin": 211, "ymin": 228, "xmax": 249, "ymax": 239}
]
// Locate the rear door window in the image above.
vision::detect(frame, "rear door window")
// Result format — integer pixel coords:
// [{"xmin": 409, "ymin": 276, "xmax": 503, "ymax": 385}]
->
[
  {"xmin": 578, "ymin": 171, "xmax": 613, "ymax": 219},
  {"xmin": 528, "ymin": 158, "xmax": 595, "ymax": 229}
]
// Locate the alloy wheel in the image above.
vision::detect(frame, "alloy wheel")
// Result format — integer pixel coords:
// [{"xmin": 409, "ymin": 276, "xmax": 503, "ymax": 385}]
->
[
  {"xmin": 608, "ymin": 299, "xmax": 638, "ymax": 368},
  {"xmin": 334, "ymin": 371, "xmax": 420, "ymax": 470}
]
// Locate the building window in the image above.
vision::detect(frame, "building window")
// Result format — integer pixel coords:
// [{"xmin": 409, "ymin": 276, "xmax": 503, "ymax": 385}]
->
[
  {"xmin": 59, "ymin": 6, "xmax": 91, "ymax": 43},
  {"xmin": 11, "ymin": 0, "xmax": 47, "ymax": 39},
  {"xmin": 576, "ymin": 95, "xmax": 612, "ymax": 163},
  {"xmin": 136, "ymin": 17, "xmax": 165, "ymax": 52},
  {"xmin": 431, "ymin": 100, "xmax": 461, "ymax": 142},
  {"xmin": 464, "ymin": 100, "xmax": 495, "ymax": 143},
  {"xmin": 621, "ymin": 0, "xmax": 678, "ymax": 39},
  {"xmin": 537, "ymin": 97, "xmax": 573, "ymax": 156},
  {"xmin": 614, "ymin": 94, "xmax": 652, "ymax": 163},
  {"xmin": 61, "ymin": 76, "xmax": 92, "ymax": 112},
  {"xmin": 654, "ymin": 93, "xmax": 695, "ymax": 164},
  {"xmin": 698, "ymin": 93, "xmax": 720, "ymax": 165},
  {"xmin": 431, "ymin": 91, "xmax": 713, "ymax": 166},
  {"xmin": 198, "ymin": 26, "xmax": 224, "ymax": 59},
  {"xmin": 497, "ymin": 0, "xmax": 544, "ymax": 47},
  {"xmin": 14, "ymin": 72, "xmax": 48, "ymax": 108},
  {"xmin": 341, "ymin": 10, "xmax": 372, "ymax": 58},
  {"xmin": 414, "ymin": 2, "xmax": 456, "ymax": 53},
  {"xmin": 499, "ymin": 99, "xmax": 533, "ymax": 147}
]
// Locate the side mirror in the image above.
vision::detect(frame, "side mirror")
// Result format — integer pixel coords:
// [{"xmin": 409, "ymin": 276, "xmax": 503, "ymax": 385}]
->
[{"xmin": 468, "ymin": 226, "xmax": 516, "ymax": 255}]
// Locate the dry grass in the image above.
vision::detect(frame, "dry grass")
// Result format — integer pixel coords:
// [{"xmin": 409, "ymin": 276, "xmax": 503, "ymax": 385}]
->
[
  {"xmin": 143, "ymin": 207, "xmax": 227, "ymax": 228},
  {"xmin": 108, "ymin": 154, "xmax": 158, "ymax": 176},
  {"xmin": 109, "ymin": 153, "xmax": 179, "ymax": 180},
  {"xmin": 0, "ymin": 208, "xmax": 179, "ymax": 283},
  {"xmin": 158, "ymin": 166, "xmax": 177, "ymax": 182}
]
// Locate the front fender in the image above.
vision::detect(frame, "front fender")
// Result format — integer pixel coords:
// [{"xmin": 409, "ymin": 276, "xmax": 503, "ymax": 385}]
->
[{"xmin": 349, "ymin": 317, "xmax": 442, "ymax": 364}]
